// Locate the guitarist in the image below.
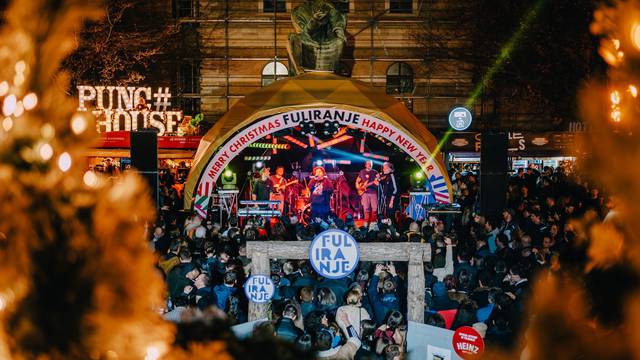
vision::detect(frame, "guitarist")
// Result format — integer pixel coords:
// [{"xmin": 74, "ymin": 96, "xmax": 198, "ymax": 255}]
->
[
  {"xmin": 356, "ymin": 160, "xmax": 379, "ymax": 227},
  {"xmin": 269, "ymin": 166, "xmax": 290, "ymax": 213}
]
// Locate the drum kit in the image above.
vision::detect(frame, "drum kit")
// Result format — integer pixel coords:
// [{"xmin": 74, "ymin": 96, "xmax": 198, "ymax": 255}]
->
[{"xmin": 284, "ymin": 164, "xmax": 352, "ymax": 225}]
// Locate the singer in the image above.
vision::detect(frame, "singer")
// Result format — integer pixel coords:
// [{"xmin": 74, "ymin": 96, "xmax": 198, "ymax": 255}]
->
[{"xmin": 308, "ymin": 165, "xmax": 333, "ymax": 219}]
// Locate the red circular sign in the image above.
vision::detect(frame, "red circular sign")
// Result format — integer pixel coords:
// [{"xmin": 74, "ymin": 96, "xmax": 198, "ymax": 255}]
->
[{"xmin": 452, "ymin": 326, "xmax": 484, "ymax": 359}]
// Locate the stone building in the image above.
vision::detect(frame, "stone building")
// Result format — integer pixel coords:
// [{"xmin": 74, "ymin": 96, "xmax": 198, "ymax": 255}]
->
[{"xmin": 171, "ymin": 0, "xmax": 477, "ymax": 130}]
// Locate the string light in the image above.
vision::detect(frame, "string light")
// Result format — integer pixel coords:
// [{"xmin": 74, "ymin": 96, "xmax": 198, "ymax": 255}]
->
[
  {"xmin": 0, "ymin": 82, "xmax": 8, "ymax": 97},
  {"xmin": 14, "ymin": 61, "xmax": 25, "ymax": 73},
  {"xmin": 38, "ymin": 143, "xmax": 53, "ymax": 161},
  {"xmin": 71, "ymin": 114, "xmax": 87, "ymax": 134},
  {"xmin": 144, "ymin": 346, "xmax": 160, "ymax": 360},
  {"xmin": 3, "ymin": 94, "xmax": 16, "ymax": 116},
  {"xmin": 83, "ymin": 170, "xmax": 99, "ymax": 188},
  {"xmin": 610, "ymin": 90, "xmax": 621, "ymax": 105},
  {"xmin": 13, "ymin": 73, "xmax": 24, "ymax": 87},
  {"xmin": 58, "ymin": 152, "xmax": 72, "ymax": 172},
  {"xmin": 41, "ymin": 123, "xmax": 55, "ymax": 139},
  {"xmin": 23, "ymin": 93, "xmax": 37, "ymax": 110},
  {"xmin": 2, "ymin": 117, "xmax": 12, "ymax": 131},
  {"xmin": 13, "ymin": 101, "xmax": 24, "ymax": 117},
  {"xmin": 632, "ymin": 23, "xmax": 640, "ymax": 51}
]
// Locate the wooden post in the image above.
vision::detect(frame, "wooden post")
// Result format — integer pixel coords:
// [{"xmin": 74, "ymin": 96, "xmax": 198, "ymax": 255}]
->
[
  {"xmin": 406, "ymin": 244, "xmax": 427, "ymax": 323},
  {"xmin": 246, "ymin": 241, "xmax": 431, "ymax": 323},
  {"xmin": 248, "ymin": 250, "xmax": 270, "ymax": 321}
]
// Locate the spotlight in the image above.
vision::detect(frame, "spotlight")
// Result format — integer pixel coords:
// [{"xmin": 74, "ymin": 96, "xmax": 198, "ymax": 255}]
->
[
  {"xmin": 322, "ymin": 121, "xmax": 341, "ymax": 136},
  {"xmin": 255, "ymin": 161, "xmax": 264, "ymax": 169},
  {"xmin": 411, "ymin": 170, "xmax": 426, "ymax": 190},
  {"xmin": 300, "ymin": 121, "xmax": 316, "ymax": 135},
  {"xmin": 221, "ymin": 168, "xmax": 237, "ymax": 190},
  {"xmin": 314, "ymin": 160, "xmax": 323, "ymax": 167}
]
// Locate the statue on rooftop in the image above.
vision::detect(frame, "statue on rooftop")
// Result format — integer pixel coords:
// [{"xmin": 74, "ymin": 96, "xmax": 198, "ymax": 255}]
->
[{"xmin": 288, "ymin": 0, "xmax": 347, "ymax": 74}]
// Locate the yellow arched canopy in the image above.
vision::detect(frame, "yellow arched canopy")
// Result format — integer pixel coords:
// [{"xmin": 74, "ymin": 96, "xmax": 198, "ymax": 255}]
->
[{"xmin": 185, "ymin": 72, "xmax": 453, "ymax": 210}]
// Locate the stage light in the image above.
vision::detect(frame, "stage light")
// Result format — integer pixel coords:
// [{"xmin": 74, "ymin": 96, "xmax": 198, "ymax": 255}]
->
[
  {"xmin": 243, "ymin": 156, "xmax": 271, "ymax": 161},
  {"xmin": 411, "ymin": 170, "xmax": 426, "ymax": 190},
  {"xmin": 362, "ymin": 152, "xmax": 390, "ymax": 161},
  {"xmin": 221, "ymin": 168, "xmax": 237, "ymax": 190},
  {"xmin": 248, "ymin": 142, "xmax": 290, "ymax": 149},
  {"xmin": 300, "ymin": 120, "xmax": 316, "ymax": 135},
  {"xmin": 283, "ymin": 135, "xmax": 308, "ymax": 148},
  {"xmin": 314, "ymin": 160, "xmax": 323, "ymax": 167},
  {"xmin": 255, "ymin": 161, "xmax": 264, "ymax": 169},
  {"xmin": 316, "ymin": 135, "xmax": 352, "ymax": 149}
]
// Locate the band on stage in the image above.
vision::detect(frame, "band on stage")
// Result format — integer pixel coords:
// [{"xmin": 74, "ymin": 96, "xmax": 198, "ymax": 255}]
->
[{"xmin": 250, "ymin": 160, "xmax": 398, "ymax": 226}]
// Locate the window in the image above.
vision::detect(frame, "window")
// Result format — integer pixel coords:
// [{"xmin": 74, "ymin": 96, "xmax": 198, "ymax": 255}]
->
[
  {"xmin": 389, "ymin": 0, "xmax": 413, "ymax": 14},
  {"xmin": 179, "ymin": 97, "xmax": 201, "ymax": 117},
  {"xmin": 333, "ymin": 0, "xmax": 349, "ymax": 13},
  {"xmin": 263, "ymin": 0, "xmax": 286, "ymax": 13},
  {"xmin": 178, "ymin": 61, "xmax": 200, "ymax": 94},
  {"xmin": 174, "ymin": 0, "xmax": 196, "ymax": 18},
  {"xmin": 262, "ymin": 61, "xmax": 289, "ymax": 86},
  {"xmin": 386, "ymin": 62, "xmax": 414, "ymax": 95}
]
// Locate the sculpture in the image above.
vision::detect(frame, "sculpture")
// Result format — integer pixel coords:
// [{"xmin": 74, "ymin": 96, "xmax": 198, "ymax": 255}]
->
[{"xmin": 288, "ymin": 0, "xmax": 347, "ymax": 73}]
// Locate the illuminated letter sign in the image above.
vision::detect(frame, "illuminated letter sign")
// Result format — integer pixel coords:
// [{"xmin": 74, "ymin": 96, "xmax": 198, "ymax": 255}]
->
[{"xmin": 76, "ymin": 85, "xmax": 183, "ymax": 136}]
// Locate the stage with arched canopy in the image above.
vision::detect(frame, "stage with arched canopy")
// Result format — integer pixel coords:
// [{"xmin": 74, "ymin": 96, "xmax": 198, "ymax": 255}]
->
[{"xmin": 184, "ymin": 72, "xmax": 453, "ymax": 217}]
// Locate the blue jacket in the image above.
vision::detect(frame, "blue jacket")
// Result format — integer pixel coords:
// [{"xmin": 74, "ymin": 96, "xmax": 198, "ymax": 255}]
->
[
  {"xmin": 368, "ymin": 275, "xmax": 400, "ymax": 324},
  {"xmin": 214, "ymin": 284, "xmax": 239, "ymax": 310},
  {"xmin": 275, "ymin": 317, "xmax": 303, "ymax": 342}
]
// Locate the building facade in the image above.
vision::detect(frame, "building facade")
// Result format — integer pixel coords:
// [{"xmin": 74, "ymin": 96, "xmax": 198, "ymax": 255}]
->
[{"xmin": 171, "ymin": 0, "xmax": 478, "ymax": 130}]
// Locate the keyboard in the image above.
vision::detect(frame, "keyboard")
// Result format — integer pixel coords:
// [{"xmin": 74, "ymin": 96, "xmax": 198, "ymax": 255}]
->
[
  {"xmin": 237, "ymin": 207, "xmax": 281, "ymax": 217},
  {"xmin": 239, "ymin": 200, "xmax": 280, "ymax": 206}
]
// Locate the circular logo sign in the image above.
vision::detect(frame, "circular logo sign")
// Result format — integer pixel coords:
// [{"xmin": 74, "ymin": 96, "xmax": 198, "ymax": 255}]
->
[
  {"xmin": 309, "ymin": 229, "xmax": 359, "ymax": 279},
  {"xmin": 448, "ymin": 106, "xmax": 473, "ymax": 131},
  {"xmin": 243, "ymin": 275, "xmax": 275, "ymax": 303},
  {"xmin": 452, "ymin": 326, "xmax": 484, "ymax": 359}
]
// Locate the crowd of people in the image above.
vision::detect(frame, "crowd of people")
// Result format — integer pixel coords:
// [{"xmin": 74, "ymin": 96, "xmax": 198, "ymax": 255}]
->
[{"xmin": 150, "ymin": 161, "xmax": 612, "ymax": 359}]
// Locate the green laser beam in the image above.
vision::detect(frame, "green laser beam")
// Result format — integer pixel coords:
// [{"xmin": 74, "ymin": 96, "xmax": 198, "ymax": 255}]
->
[{"xmin": 429, "ymin": 0, "xmax": 546, "ymax": 161}]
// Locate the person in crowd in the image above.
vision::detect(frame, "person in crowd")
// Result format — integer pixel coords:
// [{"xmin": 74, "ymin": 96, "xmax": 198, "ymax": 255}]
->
[
  {"xmin": 214, "ymin": 270, "xmax": 240, "ymax": 310},
  {"xmin": 193, "ymin": 272, "xmax": 216, "ymax": 310},
  {"xmin": 275, "ymin": 303, "xmax": 304, "ymax": 342},
  {"xmin": 336, "ymin": 287, "xmax": 371, "ymax": 337},
  {"xmin": 316, "ymin": 309, "xmax": 362, "ymax": 360},
  {"xmin": 368, "ymin": 263, "xmax": 400, "ymax": 325}
]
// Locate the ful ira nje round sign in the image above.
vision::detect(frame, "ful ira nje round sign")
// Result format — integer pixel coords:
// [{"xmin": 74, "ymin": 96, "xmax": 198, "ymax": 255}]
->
[{"xmin": 309, "ymin": 229, "xmax": 359, "ymax": 279}]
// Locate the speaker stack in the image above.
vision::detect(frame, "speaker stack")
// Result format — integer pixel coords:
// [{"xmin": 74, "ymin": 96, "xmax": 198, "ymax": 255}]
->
[
  {"xmin": 480, "ymin": 132, "xmax": 508, "ymax": 219},
  {"xmin": 130, "ymin": 129, "xmax": 159, "ymax": 208}
]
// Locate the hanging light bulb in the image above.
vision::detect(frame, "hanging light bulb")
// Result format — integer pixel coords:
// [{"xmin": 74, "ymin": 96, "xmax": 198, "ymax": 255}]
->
[
  {"xmin": 41, "ymin": 123, "xmax": 55, "ymax": 139},
  {"xmin": 14, "ymin": 61, "xmax": 25, "ymax": 73},
  {"xmin": 0, "ymin": 82, "xmax": 8, "ymax": 97},
  {"xmin": 628, "ymin": 85, "xmax": 638, "ymax": 98},
  {"xmin": 38, "ymin": 143, "xmax": 53, "ymax": 161},
  {"xmin": 58, "ymin": 152, "xmax": 72, "ymax": 172},
  {"xmin": 13, "ymin": 101, "xmax": 24, "ymax": 117},
  {"xmin": 83, "ymin": 170, "xmax": 99, "ymax": 188},
  {"xmin": 3, "ymin": 94, "xmax": 16, "ymax": 116},
  {"xmin": 71, "ymin": 114, "xmax": 87, "ymax": 134},
  {"xmin": 23, "ymin": 93, "xmax": 37, "ymax": 110},
  {"xmin": 2, "ymin": 117, "xmax": 12, "ymax": 131}
]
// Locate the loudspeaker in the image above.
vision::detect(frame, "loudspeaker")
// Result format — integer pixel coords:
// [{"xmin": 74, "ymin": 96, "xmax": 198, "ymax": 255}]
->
[
  {"xmin": 130, "ymin": 129, "xmax": 159, "ymax": 207},
  {"xmin": 480, "ymin": 132, "xmax": 508, "ymax": 219}
]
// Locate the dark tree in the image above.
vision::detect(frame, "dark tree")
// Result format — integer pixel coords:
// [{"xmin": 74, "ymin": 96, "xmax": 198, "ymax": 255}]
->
[
  {"xmin": 63, "ymin": 0, "xmax": 179, "ymax": 87},
  {"xmin": 416, "ymin": 0, "xmax": 598, "ymax": 131}
]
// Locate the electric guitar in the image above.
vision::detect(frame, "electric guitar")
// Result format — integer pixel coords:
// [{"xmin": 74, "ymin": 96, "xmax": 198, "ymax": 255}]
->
[
  {"xmin": 272, "ymin": 179, "xmax": 299, "ymax": 194},
  {"xmin": 355, "ymin": 174, "xmax": 379, "ymax": 196}
]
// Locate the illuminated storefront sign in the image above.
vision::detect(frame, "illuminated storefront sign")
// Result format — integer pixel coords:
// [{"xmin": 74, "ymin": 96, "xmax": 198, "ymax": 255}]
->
[{"xmin": 76, "ymin": 85, "xmax": 183, "ymax": 136}]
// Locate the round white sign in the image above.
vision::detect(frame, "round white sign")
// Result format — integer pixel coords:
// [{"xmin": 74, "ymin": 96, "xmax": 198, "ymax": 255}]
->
[
  {"xmin": 243, "ymin": 275, "xmax": 275, "ymax": 303},
  {"xmin": 448, "ymin": 106, "xmax": 473, "ymax": 131},
  {"xmin": 309, "ymin": 229, "xmax": 359, "ymax": 279}
]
